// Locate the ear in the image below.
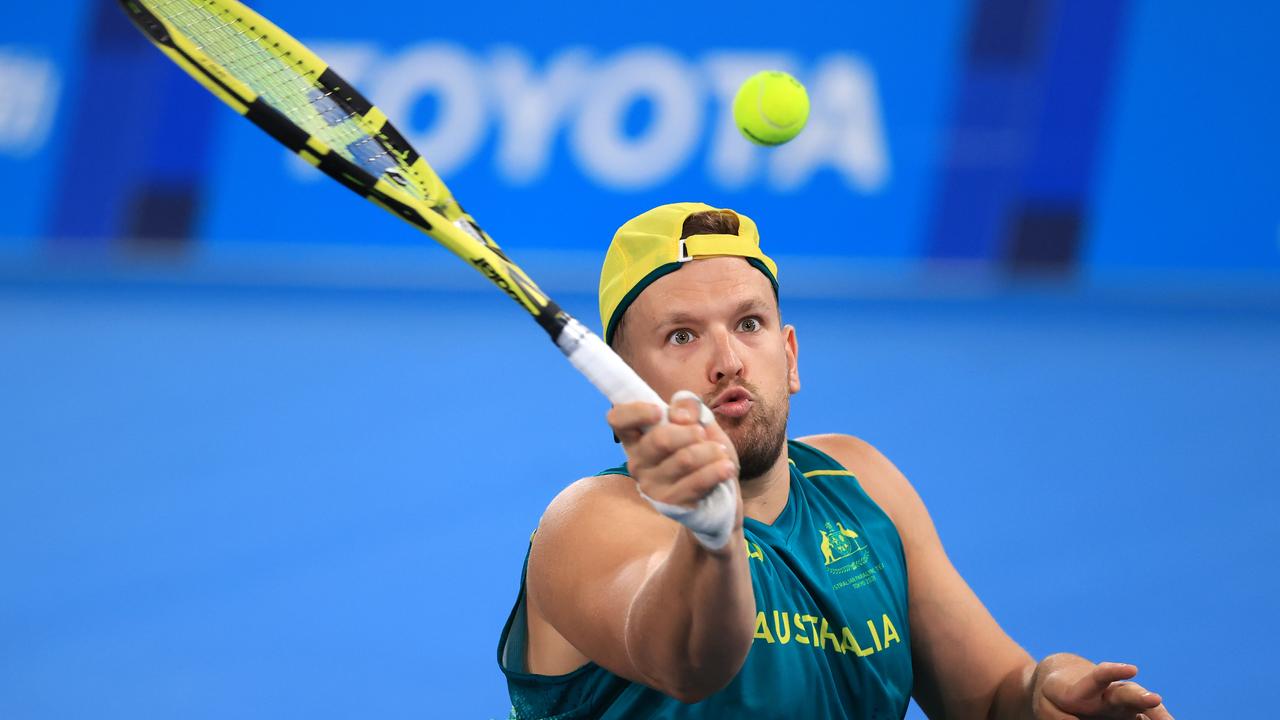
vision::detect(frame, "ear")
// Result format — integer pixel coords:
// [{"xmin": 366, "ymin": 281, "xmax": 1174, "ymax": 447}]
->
[{"xmin": 783, "ymin": 324, "xmax": 800, "ymax": 394}]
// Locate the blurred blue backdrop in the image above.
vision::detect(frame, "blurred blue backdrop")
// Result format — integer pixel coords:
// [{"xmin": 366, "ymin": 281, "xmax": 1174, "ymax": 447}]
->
[{"xmin": 2, "ymin": 0, "xmax": 1278, "ymax": 718}]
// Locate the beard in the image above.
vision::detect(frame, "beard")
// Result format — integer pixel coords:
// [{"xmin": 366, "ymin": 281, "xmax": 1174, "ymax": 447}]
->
[{"xmin": 708, "ymin": 379, "xmax": 789, "ymax": 483}]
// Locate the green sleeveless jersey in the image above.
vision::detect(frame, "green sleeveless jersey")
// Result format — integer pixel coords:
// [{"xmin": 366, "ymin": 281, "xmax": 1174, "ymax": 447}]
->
[{"xmin": 498, "ymin": 439, "xmax": 912, "ymax": 719}]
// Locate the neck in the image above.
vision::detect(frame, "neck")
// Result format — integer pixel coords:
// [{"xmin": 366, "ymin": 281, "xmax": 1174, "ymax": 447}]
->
[{"xmin": 739, "ymin": 446, "xmax": 792, "ymax": 525}]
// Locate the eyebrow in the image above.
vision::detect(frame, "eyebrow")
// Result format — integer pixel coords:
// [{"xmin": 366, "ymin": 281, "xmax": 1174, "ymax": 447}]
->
[{"xmin": 660, "ymin": 297, "xmax": 770, "ymax": 328}]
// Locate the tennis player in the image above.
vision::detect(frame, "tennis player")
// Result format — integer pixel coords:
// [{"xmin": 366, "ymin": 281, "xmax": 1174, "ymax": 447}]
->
[{"xmin": 498, "ymin": 203, "xmax": 1173, "ymax": 719}]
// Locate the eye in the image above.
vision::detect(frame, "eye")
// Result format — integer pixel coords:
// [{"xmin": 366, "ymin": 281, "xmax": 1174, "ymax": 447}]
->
[
  {"xmin": 668, "ymin": 329, "xmax": 695, "ymax": 346},
  {"xmin": 737, "ymin": 316, "xmax": 762, "ymax": 333}
]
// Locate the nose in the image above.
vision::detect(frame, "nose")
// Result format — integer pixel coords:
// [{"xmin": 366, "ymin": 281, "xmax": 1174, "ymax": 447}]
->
[{"xmin": 706, "ymin": 328, "xmax": 745, "ymax": 385}]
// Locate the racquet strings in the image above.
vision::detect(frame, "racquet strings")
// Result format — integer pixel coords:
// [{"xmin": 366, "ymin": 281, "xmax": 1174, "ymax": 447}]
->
[{"xmin": 144, "ymin": 0, "xmax": 430, "ymax": 201}]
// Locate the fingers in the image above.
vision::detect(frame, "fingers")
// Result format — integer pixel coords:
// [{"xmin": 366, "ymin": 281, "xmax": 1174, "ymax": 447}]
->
[
  {"xmin": 1044, "ymin": 659, "xmax": 1170, "ymax": 720},
  {"xmin": 645, "ymin": 447, "xmax": 737, "ymax": 506},
  {"xmin": 631, "ymin": 421, "xmax": 708, "ymax": 468},
  {"xmin": 669, "ymin": 390, "xmax": 712, "ymax": 427},
  {"xmin": 645, "ymin": 441, "xmax": 736, "ymax": 505},
  {"xmin": 1102, "ymin": 680, "xmax": 1162, "ymax": 711},
  {"xmin": 628, "ymin": 418, "xmax": 735, "ymax": 506},
  {"xmin": 652, "ymin": 438, "xmax": 730, "ymax": 482},
  {"xmin": 1140, "ymin": 703, "xmax": 1175, "ymax": 720},
  {"xmin": 1104, "ymin": 681, "xmax": 1172, "ymax": 720},
  {"xmin": 605, "ymin": 391, "xmax": 710, "ymax": 445},
  {"xmin": 607, "ymin": 401, "xmax": 664, "ymax": 444},
  {"xmin": 609, "ymin": 391, "xmax": 742, "ymax": 512},
  {"xmin": 671, "ymin": 390, "xmax": 740, "ymax": 466},
  {"xmin": 607, "ymin": 398, "xmax": 710, "ymax": 476},
  {"xmin": 1069, "ymin": 662, "xmax": 1139, "ymax": 700}
]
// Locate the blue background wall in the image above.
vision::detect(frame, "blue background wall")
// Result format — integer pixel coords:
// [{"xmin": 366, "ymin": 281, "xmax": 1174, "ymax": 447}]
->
[{"xmin": 2, "ymin": 0, "xmax": 1278, "ymax": 718}]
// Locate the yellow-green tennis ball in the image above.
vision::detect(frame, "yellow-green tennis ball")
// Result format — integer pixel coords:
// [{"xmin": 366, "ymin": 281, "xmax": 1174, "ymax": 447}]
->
[{"xmin": 733, "ymin": 70, "xmax": 810, "ymax": 146}]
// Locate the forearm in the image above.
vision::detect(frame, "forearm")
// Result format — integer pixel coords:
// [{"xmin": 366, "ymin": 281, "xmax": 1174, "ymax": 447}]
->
[
  {"xmin": 623, "ymin": 525, "xmax": 756, "ymax": 701},
  {"xmin": 986, "ymin": 658, "xmax": 1035, "ymax": 720}
]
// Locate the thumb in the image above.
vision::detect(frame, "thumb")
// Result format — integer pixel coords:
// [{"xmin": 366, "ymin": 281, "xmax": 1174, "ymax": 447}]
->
[
  {"xmin": 668, "ymin": 389, "xmax": 713, "ymax": 426},
  {"xmin": 1067, "ymin": 662, "xmax": 1139, "ymax": 704},
  {"xmin": 669, "ymin": 390, "xmax": 739, "ymax": 466}
]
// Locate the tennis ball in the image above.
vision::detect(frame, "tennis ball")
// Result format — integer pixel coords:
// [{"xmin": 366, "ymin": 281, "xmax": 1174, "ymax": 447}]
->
[{"xmin": 732, "ymin": 70, "xmax": 810, "ymax": 146}]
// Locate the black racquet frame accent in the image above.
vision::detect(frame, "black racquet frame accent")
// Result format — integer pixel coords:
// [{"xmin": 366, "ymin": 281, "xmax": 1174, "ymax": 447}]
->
[{"xmin": 118, "ymin": 0, "xmax": 572, "ymax": 342}]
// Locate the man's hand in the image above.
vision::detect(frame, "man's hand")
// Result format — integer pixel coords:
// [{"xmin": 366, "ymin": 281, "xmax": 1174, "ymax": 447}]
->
[
  {"xmin": 1033, "ymin": 655, "xmax": 1174, "ymax": 720},
  {"xmin": 608, "ymin": 394, "xmax": 741, "ymax": 524}
]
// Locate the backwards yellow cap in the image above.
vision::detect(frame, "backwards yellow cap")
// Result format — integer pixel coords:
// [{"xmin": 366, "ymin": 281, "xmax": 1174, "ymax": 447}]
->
[{"xmin": 599, "ymin": 202, "xmax": 779, "ymax": 345}]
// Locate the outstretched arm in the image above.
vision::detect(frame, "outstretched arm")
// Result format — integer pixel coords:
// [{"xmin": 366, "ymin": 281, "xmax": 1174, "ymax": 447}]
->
[
  {"xmin": 804, "ymin": 434, "xmax": 1174, "ymax": 720},
  {"xmin": 526, "ymin": 395, "xmax": 755, "ymax": 702}
]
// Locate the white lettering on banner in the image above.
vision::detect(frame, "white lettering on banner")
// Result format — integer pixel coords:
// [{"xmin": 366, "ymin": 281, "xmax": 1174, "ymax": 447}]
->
[
  {"xmin": 570, "ymin": 47, "xmax": 702, "ymax": 189},
  {"xmin": 0, "ymin": 49, "xmax": 60, "ymax": 157},
  {"xmin": 769, "ymin": 55, "xmax": 890, "ymax": 192},
  {"xmin": 489, "ymin": 46, "xmax": 591, "ymax": 184},
  {"xmin": 289, "ymin": 43, "xmax": 890, "ymax": 193}
]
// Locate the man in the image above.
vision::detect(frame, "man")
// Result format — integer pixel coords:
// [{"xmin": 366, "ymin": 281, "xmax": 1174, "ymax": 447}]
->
[{"xmin": 497, "ymin": 203, "xmax": 1173, "ymax": 719}]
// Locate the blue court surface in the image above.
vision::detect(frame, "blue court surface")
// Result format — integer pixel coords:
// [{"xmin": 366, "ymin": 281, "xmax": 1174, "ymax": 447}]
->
[{"xmin": 2, "ymin": 270, "xmax": 1275, "ymax": 719}]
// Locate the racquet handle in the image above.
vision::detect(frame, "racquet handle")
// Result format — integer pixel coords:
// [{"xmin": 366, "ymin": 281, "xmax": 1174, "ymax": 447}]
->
[
  {"xmin": 558, "ymin": 319, "xmax": 737, "ymax": 551},
  {"xmin": 556, "ymin": 318, "xmax": 665, "ymax": 409}
]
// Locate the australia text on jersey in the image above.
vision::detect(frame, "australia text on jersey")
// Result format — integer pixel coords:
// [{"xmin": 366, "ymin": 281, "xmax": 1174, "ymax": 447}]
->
[{"xmin": 753, "ymin": 608, "xmax": 902, "ymax": 658}]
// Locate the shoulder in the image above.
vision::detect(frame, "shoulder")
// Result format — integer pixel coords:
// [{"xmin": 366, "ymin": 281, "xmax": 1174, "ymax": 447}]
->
[
  {"xmin": 795, "ymin": 433, "xmax": 928, "ymax": 532},
  {"xmin": 528, "ymin": 473, "xmax": 679, "ymax": 585},
  {"xmin": 531, "ymin": 473, "xmax": 653, "ymax": 556},
  {"xmin": 536, "ymin": 473, "xmax": 639, "ymax": 529},
  {"xmin": 794, "ymin": 433, "xmax": 885, "ymax": 469}
]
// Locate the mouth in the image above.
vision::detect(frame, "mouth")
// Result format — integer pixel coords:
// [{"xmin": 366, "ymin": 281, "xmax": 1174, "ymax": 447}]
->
[{"xmin": 710, "ymin": 386, "xmax": 754, "ymax": 419}]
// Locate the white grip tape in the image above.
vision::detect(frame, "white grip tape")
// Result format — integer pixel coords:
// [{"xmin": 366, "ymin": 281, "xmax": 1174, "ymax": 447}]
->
[
  {"xmin": 637, "ymin": 390, "xmax": 738, "ymax": 551},
  {"xmin": 558, "ymin": 320, "xmax": 664, "ymax": 407},
  {"xmin": 638, "ymin": 471, "xmax": 738, "ymax": 551},
  {"xmin": 556, "ymin": 322, "xmax": 736, "ymax": 551}
]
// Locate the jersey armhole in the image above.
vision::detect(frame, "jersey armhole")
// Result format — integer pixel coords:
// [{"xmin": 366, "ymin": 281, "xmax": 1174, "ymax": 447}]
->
[{"xmin": 497, "ymin": 547, "xmax": 600, "ymax": 683}]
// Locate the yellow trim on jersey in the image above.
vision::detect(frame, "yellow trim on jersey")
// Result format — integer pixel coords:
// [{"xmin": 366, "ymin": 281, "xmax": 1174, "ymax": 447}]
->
[{"xmin": 803, "ymin": 469, "xmax": 856, "ymax": 479}]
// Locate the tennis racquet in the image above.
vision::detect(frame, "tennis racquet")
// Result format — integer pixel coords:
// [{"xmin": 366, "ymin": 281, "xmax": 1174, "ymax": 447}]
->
[{"xmin": 117, "ymin": 0, "xmax": 662, "ymax": 411}]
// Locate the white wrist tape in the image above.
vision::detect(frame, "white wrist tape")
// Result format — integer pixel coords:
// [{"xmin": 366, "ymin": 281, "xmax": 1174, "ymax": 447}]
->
[{"xmin": 636, "ymin": 390, "xmax": 738, "ymax": 551}]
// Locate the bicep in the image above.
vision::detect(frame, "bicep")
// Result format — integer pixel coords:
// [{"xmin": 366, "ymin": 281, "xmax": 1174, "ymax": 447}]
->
[{"xmin": 526, "ymin": 476, "xmax": 681, "ymax": 682}]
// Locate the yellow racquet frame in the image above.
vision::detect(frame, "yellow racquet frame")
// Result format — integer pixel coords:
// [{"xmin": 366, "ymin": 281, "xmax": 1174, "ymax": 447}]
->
[{"xmin": 119, "ymin": 0, "xmax": 663, "ymax": 409}]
